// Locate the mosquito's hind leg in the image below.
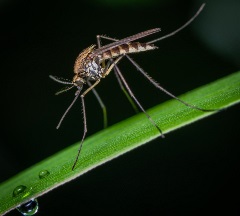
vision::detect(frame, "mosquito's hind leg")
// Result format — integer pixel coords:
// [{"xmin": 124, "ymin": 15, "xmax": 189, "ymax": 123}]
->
[
  {"xmin": 125, "ymin": 55, "xmax": 215, "ymax": 112},
  {"xmin": 87, "ymin": 80, "xmax": 107, "ymax": 128},
  {"xmin": 113, "ymin": 63, "xmax": 164, "ymax": 137}
]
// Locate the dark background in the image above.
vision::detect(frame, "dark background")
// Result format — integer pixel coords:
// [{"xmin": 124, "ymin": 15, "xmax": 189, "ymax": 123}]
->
[{"xmin": 1, "ymin": 0, "xmax": 239, "ymax": 215}]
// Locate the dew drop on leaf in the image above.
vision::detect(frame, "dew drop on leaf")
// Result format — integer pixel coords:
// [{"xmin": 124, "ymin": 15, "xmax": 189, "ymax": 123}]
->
[
  {"xmin": 17, "ymin": 198, "xmax": 39, "ymax": 216},
  {"xmin": 13, "ymin": 185, "xmax": 27, "ymax": 197},
  {"xmin": 38, "ymin": 170, "xmax": 50, "ymax": 179}
]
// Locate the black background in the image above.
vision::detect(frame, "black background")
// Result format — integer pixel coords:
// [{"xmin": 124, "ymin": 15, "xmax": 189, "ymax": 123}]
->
[{"xmin": 1, "ymin": 0, "xmax": 240, "ymax": 215}]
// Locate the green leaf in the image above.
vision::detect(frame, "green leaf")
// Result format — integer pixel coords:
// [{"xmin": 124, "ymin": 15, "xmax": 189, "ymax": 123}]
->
[{"xmin": 0, "ymin": 71, "xmax": 240, "ymax": 215}]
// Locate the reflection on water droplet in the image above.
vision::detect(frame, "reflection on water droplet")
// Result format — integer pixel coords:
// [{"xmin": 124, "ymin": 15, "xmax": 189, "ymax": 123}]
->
[
  {"xmin": 39, "ymin": 170, "xmax": 50, "ymax": 179},
  {"xmin": 13, "ymin": 185, "xmax": 27, "ymax": 197},
  {"xmin": 17, "ymin": 198, "xmax": 38, "ymax": 216}
]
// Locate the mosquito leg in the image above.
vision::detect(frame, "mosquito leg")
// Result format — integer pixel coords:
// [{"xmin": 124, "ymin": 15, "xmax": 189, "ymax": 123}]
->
[
  {"xmin": 125, "ymin": 55, "xmax": 215, "ymax": 112},
  {"xmin": 114, "ymin": 63, "xmax": 164, "ymax": 137},
  {"xmin": 72, "ymin": 79, "xmax": 107, "ymax": 169},
  {"xmin": 96, "ymin": 34, "xmax": 118, "ymax": 51},
  {"xmin": 102, "ymin": 56, "xmax": 123, "ymax": 77},
  {"xmin": 97, "ymin": 35, "xmax": 119, "ymax": 43},
  {"xmin": 56, "ymin": 91, "xmax": 80, "ymax": 129},
  {"xmin": 96, "ymin": 4, "xmax": 205, "ymax": 47},
  {"xmin": 81, "ymin": 79, "xmax": 101, "ymax": 96},
  {"xmin": 96, "ymin": 35, "xmax": 104, "ymax": 48},
  {"xmin": 147, "ymin": 3, "xmax": 205, "ymax": 44},
  {"xmin": 70, "ymin": 80, "xmax": 102, "ymax": 170},
  {"xmin": 113, "ymin": 64, "xmax": 139, "ymax": 114},
  {"xmin": 72, "ymin": 95, "xmax": 87, "ymax": 170},
  {"xmin": 87, "ymin": 80, "xmax": 108, "ymax": 128}
]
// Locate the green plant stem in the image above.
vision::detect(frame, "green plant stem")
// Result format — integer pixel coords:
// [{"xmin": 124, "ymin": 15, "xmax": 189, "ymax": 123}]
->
[{"xmin": 0, "ymin": 71, "xmax": 240, "ymax": 215}]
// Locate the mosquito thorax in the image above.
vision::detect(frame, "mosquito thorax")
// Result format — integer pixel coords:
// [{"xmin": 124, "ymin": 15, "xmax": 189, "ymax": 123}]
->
[
  {"xmin": 74, "ymin": 45, "xmax": 96, "ymax": 74},
  {"xmin": 84, "ymin": 58, "xmax": 103, "ymax": 79}
]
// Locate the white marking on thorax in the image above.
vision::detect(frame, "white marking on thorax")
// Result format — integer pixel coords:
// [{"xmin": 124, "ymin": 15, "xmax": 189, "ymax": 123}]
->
[{"xmin": 85, "ymin": 60, "xmax": 103, "ymax": 78}]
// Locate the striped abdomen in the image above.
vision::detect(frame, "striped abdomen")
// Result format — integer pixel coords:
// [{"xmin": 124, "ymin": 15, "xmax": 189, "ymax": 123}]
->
[{"xmin": 101, "ymin": 42, "xmax": 157, "ymax": 60}]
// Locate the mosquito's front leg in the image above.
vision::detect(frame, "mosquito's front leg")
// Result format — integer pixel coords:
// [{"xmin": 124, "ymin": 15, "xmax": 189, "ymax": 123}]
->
[
  {"xmin": 81, "ymin": 79, "xmax": 101, "ymax": 97},
  {"xmin": 72, "ymin": 95, "xmax": 87, "ymax": 170}
]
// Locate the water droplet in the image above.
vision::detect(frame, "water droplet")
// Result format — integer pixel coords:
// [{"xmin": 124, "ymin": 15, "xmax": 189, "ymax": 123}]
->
[
  {"xmin": 17, "ymin": 198, "xmax": 39, "ymax": 216},
  {"xmin": 13, "ymin": 185, "xmax": 27, "ymax": 197},
  {"xmin": 38, "ymin": 170, "xmax": 50, "ymax": 179}
]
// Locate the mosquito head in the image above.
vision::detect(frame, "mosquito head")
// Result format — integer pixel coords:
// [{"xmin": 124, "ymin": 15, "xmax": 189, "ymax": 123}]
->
[{"xmin": 73, "ymin": 75, "xmax": 85, "ymax": 88}]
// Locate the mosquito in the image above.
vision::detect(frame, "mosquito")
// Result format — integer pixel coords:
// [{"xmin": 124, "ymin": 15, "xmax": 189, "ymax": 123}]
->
[{"xmin": 50, "ymin": 3, "xmax": 211, "ymax": 170}]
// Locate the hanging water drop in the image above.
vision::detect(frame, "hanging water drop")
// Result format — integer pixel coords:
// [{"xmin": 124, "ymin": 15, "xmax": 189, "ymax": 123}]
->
[
  {"xmin": 17, "ymin": 198, "xmax": 39, "ymax": 216},
  {"xmin": 13, "ymin": 185, "xmax": 27, "ymax": 197},
  {"xmin": 38, "ymin": 170, "xmax": 50, "ymax": 179}
]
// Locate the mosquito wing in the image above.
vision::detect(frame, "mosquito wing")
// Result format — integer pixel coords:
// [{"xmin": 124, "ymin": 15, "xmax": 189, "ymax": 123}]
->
[{"xmin": 90, "ymin": 28, "xmax": 160, "ymax": 58}]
